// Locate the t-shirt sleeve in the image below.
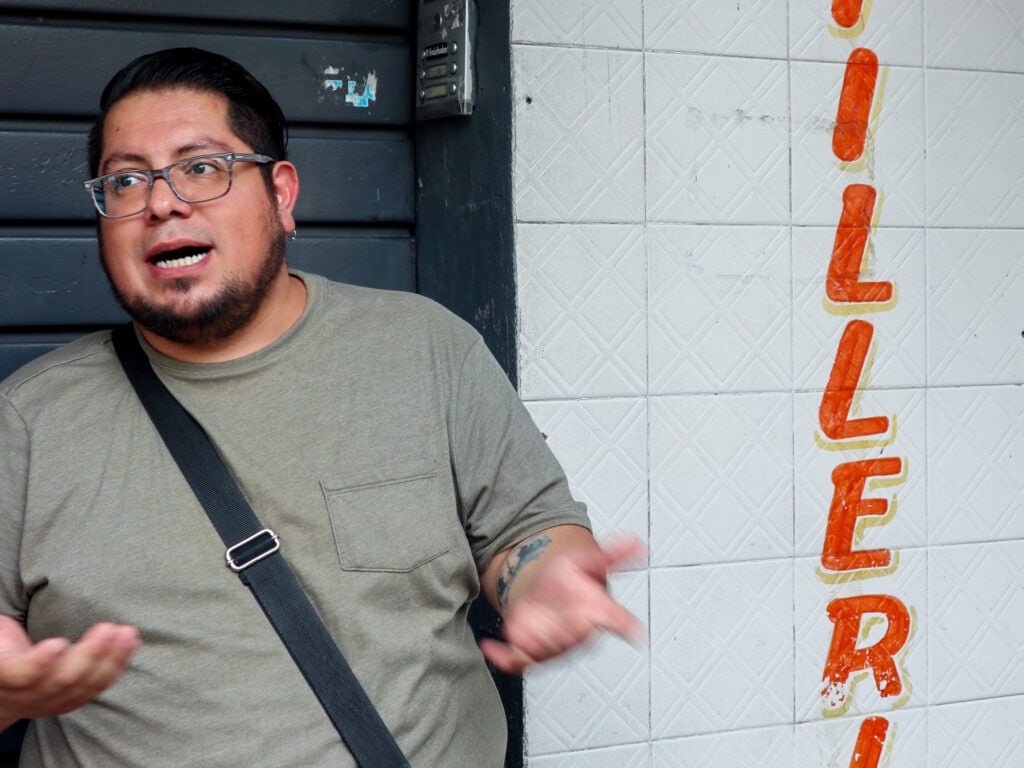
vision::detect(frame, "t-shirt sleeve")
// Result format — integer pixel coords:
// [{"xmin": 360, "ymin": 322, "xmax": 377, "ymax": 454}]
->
[
  {"xmin": 449, "ymin": 336, "xmax": 590, "ymax": 572},
  {"xmin": 0, "ymin": 394, "xmax": 29, "ymax": 621}
]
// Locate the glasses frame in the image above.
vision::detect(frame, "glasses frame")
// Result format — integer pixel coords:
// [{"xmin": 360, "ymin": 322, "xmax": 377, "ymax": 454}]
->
[{"xmin": 83, "ymin": 152, "xmax": 275, "ymax": 219}]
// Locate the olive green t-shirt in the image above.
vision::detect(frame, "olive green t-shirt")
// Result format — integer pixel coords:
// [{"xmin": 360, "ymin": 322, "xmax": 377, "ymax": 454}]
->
[{"xmin": 0, "ymin": 272, "xmax": 589, "ymax": 767}]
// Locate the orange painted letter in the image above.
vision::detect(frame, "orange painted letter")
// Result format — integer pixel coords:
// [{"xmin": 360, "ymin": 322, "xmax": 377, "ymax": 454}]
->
[
  {"xmin": 819, "ymin": 319, "xmax": 889, "ymax": 440},
  {"xmin": 828, "ymin": 185, "xmax": 892, "ymax": 303},
  {"xmin": 822, "ymin": 595, "xmax": 910, "ymax": 703},
  {"xmin": 822, "ymin": 458, "xmax": 901, "ymax": 571},
  {"xmin": 833, "ymin": 48, "xmax": 879, "ymax": 162},
  {"xmin": 849, "ymin": 717, "xmax": 890, "ymax": 768},
  {"xmin": 832, "ymin": 0, "xmax": 865, "ymax": 29}
]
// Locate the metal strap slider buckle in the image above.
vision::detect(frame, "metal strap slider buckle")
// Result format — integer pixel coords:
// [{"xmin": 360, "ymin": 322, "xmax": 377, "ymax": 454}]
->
[{"xmin": 225, "ymin": 528, "xmax": 280, "ymax": 572}]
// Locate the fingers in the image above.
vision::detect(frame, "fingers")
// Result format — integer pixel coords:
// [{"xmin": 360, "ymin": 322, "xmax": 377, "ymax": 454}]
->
[
  {"xmin": 592, "ymin": 598, "xmax": 645, "ymax": 644},
  {"xmin": 579, "ymin": 536, "xmax": 646, "ymax": 578},
  {"xmin": 479, "ymin": 638, "xmax": 535, "ymax": 674},
  {"xmin": 51, "ymin": 624, "xmax": 141, "ymax": 706},
  {"xmin": 0, "ymin": 621, "xmax": 141, "ymax": 720},
  {"xmin": 504, "ymin": 605, "xmax": 593, "ymax": 662}
]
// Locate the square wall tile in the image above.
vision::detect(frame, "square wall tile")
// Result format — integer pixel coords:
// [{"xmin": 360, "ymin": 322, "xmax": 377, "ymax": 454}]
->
[
  {"xmin": 929, "ymin": 697, "xmax": 1024, "ymax": 768},
  {"xmin": 790, "ymin": 0, "xmax": 923, "ymax": 66},
  {"xmin": 929, "ymin": 541, "xmax": 1024, "ymax": 704},
  {"xmin": 791, "ymin": 62, "xmax": 925, "ymax": 227},
  {"xmin": 926, "ymin": 0, "xmax": 1024, "ymax": 73},
  {"xmin": 651, "ymin": 561, "xmax": 794, "ymax": 737},
  {"xmin": 650, "ymin": 393, "xmax": 793, "ymax": 567},
  {"xmin": 927, "ymin": 229, "xmax": 1024, "ymax": 387},
  {"xmin": 646, "ymin": 53, "xmax": 789, "ymax": 224},
  {"xmin": 524, "ymin": 572, "xmax": 649, "ymax": 753},
  {"xmin": 525, "ymin": 398, "xmax": 648, "ymax": 545},
  {"xmin": 649, "ymin": 225, "xmax": 791, "ymax": 395},
  {"xmin": 793, "ymin": 225, "xmax": 926, "ymax": 391},
  {"xmin": 644, "ymin": 0, "xmax": 788, "ymax": 59},
  {"xmin": 794, "ymin": 388, "xmax": 927, "ymax": 559},
  {"xmin": 794, "ymin": 548, "xmax": 927, "ymax": 722},
  {"xmin": 517, "ymin": 224, "xmax": 646, "ymax": 399},
  {"xmin": 528, "ymin": 742, "xmax": 650, "ymax": 768},
  {"xmin": 653, "ymin": 723, "xmax": 794, "ymax": 768},
  {"xmin": 927, "ymin": 70, "xmax": 1024, "ymax": 228},
  {"xmin": 927, "ymin": 386, "xmax": 1024, "ymax": 545},
  {"xmin": 512, "ymin": 0, "xmax": 643, "ymax": 49},
  {"xmin": 514, "ymin": 46, "xmax": 644, "ymax": 223},
  {"xmin": 794, "ymin": 708, "xmax": 927, "ymax": 768}
]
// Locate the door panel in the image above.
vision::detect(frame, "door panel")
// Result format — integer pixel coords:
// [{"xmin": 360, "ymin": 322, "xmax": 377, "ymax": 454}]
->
[{"xmin": 0, "ymin": 130, "xmax": 413, "ymax": 223}]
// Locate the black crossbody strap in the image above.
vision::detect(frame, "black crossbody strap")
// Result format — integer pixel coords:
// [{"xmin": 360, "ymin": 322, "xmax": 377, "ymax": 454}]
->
[{"xmin": 111, "ymin": 325, "xmax": 410, "ymax": 768}]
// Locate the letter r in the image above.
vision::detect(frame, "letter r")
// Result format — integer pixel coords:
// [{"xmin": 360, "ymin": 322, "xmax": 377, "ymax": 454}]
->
[{"xmin": 822, "ymin": 595, "xmax": 911, "ymax": 703}]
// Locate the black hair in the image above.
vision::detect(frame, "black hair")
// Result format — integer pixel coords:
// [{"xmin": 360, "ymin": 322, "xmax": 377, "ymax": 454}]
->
[{"xmin": 87, "ymin": 47, "xmax": 288, "ymax": 181}]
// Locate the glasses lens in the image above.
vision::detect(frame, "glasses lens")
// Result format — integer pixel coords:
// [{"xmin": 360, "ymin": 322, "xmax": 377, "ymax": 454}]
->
[
  {"xmin": 97, "ymin": 172, "xmax": 150, "ymax": 217},
  {"xmin": 170, "ymin": 155, "xmax": 232, "ymax": 204}
]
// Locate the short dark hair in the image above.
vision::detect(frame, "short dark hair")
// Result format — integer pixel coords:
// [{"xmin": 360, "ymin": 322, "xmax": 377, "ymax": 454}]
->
[{"xmin": 87, "ymin": 47, "xmax": 288, "ymax": 179}]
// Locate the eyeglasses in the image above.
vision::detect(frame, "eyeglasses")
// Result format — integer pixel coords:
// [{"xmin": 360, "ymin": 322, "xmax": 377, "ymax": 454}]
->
[{"xmin": 83, "ymin": 152, "xmax": 275, "ymax": 219}]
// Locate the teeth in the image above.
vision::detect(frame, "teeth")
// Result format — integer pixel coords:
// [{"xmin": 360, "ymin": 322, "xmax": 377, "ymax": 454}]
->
[{"xmin": 155, "ymin": 251, "xmax": 208, "ymax": 269}]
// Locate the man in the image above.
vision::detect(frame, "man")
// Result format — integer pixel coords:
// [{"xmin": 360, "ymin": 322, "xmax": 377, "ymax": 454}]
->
[{"xmin": 0, "ymin": 48, "xmax": 641, "ymax": 766}]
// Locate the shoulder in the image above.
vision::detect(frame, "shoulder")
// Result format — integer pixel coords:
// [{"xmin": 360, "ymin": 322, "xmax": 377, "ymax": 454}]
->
[
  {"xmin": 0, "ymin": 331, "xmax": 120, "ymax": 414},
  {"xmin": 323, "ymin": 277, "xmax": 469, "ymax": 328},
  {"xmin": 304, "ymin": 272, "xmax": 482, "ymax": 352}
]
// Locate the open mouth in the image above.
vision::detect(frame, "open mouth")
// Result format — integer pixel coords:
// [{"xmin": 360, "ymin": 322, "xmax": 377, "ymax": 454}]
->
[{"xmin": 151, "ymin": 246, "xmax": 210, "ymax": 269}]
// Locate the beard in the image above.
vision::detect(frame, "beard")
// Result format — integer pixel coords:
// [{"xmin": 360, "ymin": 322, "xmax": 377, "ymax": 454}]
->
[{"xmin": 100, "ymin": 227, "xmax": 287, "ymax": 347}]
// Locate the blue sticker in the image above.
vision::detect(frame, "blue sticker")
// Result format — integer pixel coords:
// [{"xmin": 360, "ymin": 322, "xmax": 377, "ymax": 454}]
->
[{"xmin": 345, "ymin": 79, "xmax": 377, "ymax": 108}]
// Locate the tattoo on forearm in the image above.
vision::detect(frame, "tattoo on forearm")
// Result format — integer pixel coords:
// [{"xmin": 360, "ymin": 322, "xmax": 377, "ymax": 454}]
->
[{"xmin": 496, "ymin": 534, "xmax": 552, "ymax": 612}]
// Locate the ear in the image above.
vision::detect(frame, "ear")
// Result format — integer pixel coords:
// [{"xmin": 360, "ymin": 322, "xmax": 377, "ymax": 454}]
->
[{"xmin": 270, "ymin": 160, "xmax": 300, "ymax": 234}]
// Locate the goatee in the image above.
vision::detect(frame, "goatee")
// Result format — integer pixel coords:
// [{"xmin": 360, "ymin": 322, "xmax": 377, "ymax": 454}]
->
[{"xmin": 100, "ymin": 229, "xmax": 287, "ymax": 346}]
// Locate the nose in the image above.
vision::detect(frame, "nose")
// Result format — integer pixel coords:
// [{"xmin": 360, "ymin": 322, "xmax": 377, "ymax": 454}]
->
[{"xmin": 144, "ymin": 173, "xmax": 192, "ymax": 221}]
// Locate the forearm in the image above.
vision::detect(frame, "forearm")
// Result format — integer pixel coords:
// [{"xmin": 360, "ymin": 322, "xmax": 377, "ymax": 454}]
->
[{"xmin": 481, "ymin": 524, "xmax": 599, "ymax": 616}]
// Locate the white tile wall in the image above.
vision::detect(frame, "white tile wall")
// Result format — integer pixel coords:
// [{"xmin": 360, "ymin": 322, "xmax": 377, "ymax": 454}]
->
[
  {"xmin": 927, "ymin": 386, "xmax": 1024, "ymax": 545},
  {"xmin": 926, "ymin": 70, "xmax": 1024, "ymax": 228},
  {"xmin": 528, "ymin": 742, "xmax": 650, "ymax": 768},
  {"xmin": 650, "ymin": 393, "xmax": 793, "ymax": 566},
  {"xmin": 511, "ymin": 0, "xmax": 1024, "ymax": 765},
  {"xmin": 517, "ymin": 224, "xmax": 646, "ymax": 399},
  {"xmin": 525, "ymin": 398, "xmax": 649, "ymax": 544},
  {"xmin": 925, "ymin": 0, "xmax": 1024, "ymax": 73},
  {"xmin": 512, "ymin": 0, "xmax": 643, "ymax": 49},
  {"xmin": 513, "ymin": 46, "xmax": 645, "ymax": 223},
  {"xmin": 929, "ymin": 541, "xmax": 1024, "ymax": 704},
  {"xmin": 928, "ymin": 697, "xmax": 1024, "ymax": 768},
  {"xmin": 651, "ymin": 560, "xmax": 794, "ymax": 737},
  {"xmin": 645, "ymin": 0, "xmax": 789, "ymax": 59},
  {"xmin": 927, "ymin": 229, "xmax": 1024, "ymax": 386},
  {"xmin": 649, "ymin": 225, "xmax": 791, "ymax": 394},
  {"xmin": 654, "ymin": 723, "xmax": 794, "ymax": 768},
  {"xmin": 646, "ymin": 53, "xmax": 790, "ymax": 224}
]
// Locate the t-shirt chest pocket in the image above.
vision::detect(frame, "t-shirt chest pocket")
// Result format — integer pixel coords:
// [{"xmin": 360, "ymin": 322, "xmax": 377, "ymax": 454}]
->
[{"xmin": 320, "ymin": 459, "xmax": 451, "ymax": 572}]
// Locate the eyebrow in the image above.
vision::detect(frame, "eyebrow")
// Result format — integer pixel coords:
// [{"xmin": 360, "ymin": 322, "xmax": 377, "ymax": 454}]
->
[{"xmin": 100, "ymin": 138, "xmax": 237, "ymax": 174}]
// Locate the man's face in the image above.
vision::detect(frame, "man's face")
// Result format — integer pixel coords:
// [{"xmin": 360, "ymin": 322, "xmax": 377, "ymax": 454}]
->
[{"xmin": 96, "ymin": 87, "xmax": 297, "ymax": 346}]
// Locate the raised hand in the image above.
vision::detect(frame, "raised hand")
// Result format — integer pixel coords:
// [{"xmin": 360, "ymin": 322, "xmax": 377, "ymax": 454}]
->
[
  {"xmin": 480, "ymin": 528, "xmax": 644, "ymax": 673},
  {"xmin": 0, "ymin": 615, "xmax": 141, "ymax": 730}
]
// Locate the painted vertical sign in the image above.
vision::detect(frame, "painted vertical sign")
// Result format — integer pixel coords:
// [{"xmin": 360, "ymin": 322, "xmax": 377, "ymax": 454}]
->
[{"xmin": 816, "ymin": 3, "xmax": 912, "ymax": 766}]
